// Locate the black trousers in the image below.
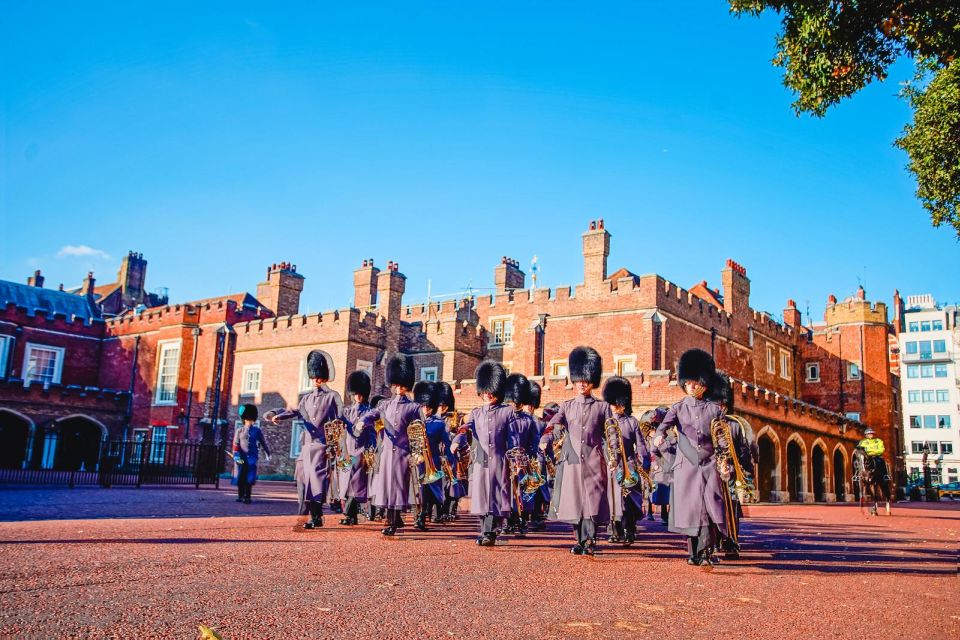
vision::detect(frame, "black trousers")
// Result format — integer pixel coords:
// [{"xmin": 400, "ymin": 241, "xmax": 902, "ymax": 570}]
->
[
  {"xmin": 419, "ymin": 490, "xmax": 441, "ymax": 523},
  {"xmin": 344, "ymin": 497, "xmax": 360, "ymax": 519},
  {"xmin": 622, "ymin": 499, "xmax": 641, "ymax": 536},
  {"xmin": 236, "ymin": 463, "xmax": 252, "ymax": 500},
  {"xmin": 385, "ymin": 508, "xmax": 404, "ymax": 528},
  {"xmin": 575, "ymin": 518, "xmax": 597, "ymax": 545},
  {"xmin": 308, "ymin": 501, "xmax": 323, "ymax": 524},
  {"xmin": 480, "ymin": 515, "xmax": 505, "ymax": 535}
]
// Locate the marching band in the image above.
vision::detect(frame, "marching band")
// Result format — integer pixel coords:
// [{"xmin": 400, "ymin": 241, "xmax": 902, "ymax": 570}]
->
[{"xmin": 265, "ymin": 346, "xmax": 759, "ymax": 564}]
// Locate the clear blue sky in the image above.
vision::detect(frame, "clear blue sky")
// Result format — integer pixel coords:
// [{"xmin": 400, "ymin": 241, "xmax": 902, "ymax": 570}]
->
[{"xmin": 2, "ymin": 2, "xmax": 956, "ymax": 323}]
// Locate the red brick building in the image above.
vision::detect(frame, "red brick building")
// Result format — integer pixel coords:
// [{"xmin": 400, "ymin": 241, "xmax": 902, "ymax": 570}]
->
[{"xmin": 0, "ymin": 223, "xmax": 901, "ymax": 499}]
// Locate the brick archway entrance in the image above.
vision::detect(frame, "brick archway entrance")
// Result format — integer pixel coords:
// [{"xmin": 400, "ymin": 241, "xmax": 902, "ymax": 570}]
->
[
  {"xmin": 0, "ymin": 410, "xmax": 32, "ymax": 469},
  {"xmin": 757, "ymin": 434, "xmax": 777, "ymax": 501},
  {"xmin": 53, "ymin": 416, "xmax": 106, "ymax": 472},
  {"xmin": 787, "ymin": 440, "xmax": 804, "ymax": 502},
  {"xmin": 812, "ymin": 446, "xmax": 826, "ymax": 502},
  {"xmin": 833, "ymin": 448, "xmax": 847, "ymax": 502}
]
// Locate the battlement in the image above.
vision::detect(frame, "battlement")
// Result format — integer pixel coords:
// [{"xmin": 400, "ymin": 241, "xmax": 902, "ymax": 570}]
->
[
  {"xmin": 1, "ymin": 301, "xmax": 105, "ymax": 333},
  {"xmin": 824, "ymin": 289, "xmax": 888, "ymax": 325}
]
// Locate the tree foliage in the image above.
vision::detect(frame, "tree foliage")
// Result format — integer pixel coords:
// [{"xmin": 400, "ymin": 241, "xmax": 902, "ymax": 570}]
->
[{"xmin": 730, "ymin": 1, "xmax": 960, "ymax": 236}]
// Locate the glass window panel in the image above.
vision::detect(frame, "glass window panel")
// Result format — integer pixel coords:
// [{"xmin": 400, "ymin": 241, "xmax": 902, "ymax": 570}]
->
[
  {"xmin": 907, "ymin": 365, "xmax": 919, "ymax": 378},
  {"xmin": 934, "ymin": 364, "xmax": 948, "ymax": 378},
  {"xmin": 933, "ymin": 340, "xmax": 946, "ymax": 353},
  {"xmin": 906, "ymin": 341, "xmax": 918, "ymax": 354},
  {"xmin": 909, "ymin": 415, "xmax": 921, "ymax": 428},
  {"xmin": 923, "ymin": 415, "xmax": 936, "ymax": 428}
]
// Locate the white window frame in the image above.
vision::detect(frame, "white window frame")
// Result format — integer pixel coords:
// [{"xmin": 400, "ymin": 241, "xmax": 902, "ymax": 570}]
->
[
  {"xmin": 149, "ymin": 426, "xmax": 169, "ymax": 463},
  {"xmin": 614, "ymin": 354, "xmax": 637, "ymax": 376},
  {"xmin": 153, "ymin": 339, "xmax": 182, "ymax": 405},
  {"xmin": 779, "ymin": 349, "xmax": 792, "ymax": 380},
  {"xmin": 550, "ymin": 359, "xmax": 569, "ymax": 379},
  {"xmin": 847, "ymin": 361, "xmax": 862, "ymax": 381},
  {"xmin": 0, "ymin": 335, "xmax": 14, "ymax": 377},
  {"xmin": 241, "ymin": 365, "xmax": 262, "ymax": 396},
  {"xmin": 23, "ymin": 342, "xmax": 65, "ymax": 386},
  {"xmin": 420, "ymin": 366, "xmax": 438, "ymax": 382},
  {"xmin": 289, "ymin": 419, "xmax": 306, "ymax": 458},
  {"xmin": 489, "ymin": 316, "xmax": 514, "ymax": 346},
  {"xmin": 765, "ymin": 345, "xmax": 776, "ymax": 374},
  {"xmin": 805, "ymin": 362, "xmax": 820, "ymax": 383}
]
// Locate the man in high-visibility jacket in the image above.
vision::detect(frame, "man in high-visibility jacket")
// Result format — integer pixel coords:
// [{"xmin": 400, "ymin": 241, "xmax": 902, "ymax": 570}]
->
[
  {"xmin": 858, "ymin": 428, "xmax": 886, "ymax": 458},
  {"xmin": 856, "ymin": 427, "xmax": 891, "ymax": 503}
]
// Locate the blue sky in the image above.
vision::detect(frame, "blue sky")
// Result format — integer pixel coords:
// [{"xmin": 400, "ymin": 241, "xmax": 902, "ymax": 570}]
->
[{"xmin": 2, "ymin": 2, "xmax": 956, "ymax": 322}]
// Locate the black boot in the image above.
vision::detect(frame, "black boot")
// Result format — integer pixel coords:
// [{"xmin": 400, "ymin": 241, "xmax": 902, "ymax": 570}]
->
[{"xmin": 686, "ymin": 537, "xmax": 701, "ymax": 565}]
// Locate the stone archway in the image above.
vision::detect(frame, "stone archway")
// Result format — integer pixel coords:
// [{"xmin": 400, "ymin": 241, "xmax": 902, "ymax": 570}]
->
[
  {"xmin": 0, "ymin": 409, "xmax": 33, "ymax": 469},
  {"xmin": 812, "ymin": 444, "xmax": 827, "ymax": 502},
  {"xmin": 786, "ymin": 436, "xmax": 808, "ymax": 502},
  {"xmin": 52, "ymin": 415, "xmax": 107, "ymax": 472},
  {"xmin": 755, "ymin": 426, "xmax": 783, "ymax": 502},
  {"xmin": 833, "ymin": 446, "xmax": 849, "ymax": 502}
]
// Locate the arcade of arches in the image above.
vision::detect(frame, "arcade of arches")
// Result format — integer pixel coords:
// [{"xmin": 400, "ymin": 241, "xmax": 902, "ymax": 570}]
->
[
  {"xmin": 0, "ymin": 410, "xmax": 108, "ymax": 472},
  {"xmin": 753, "ymin": 426, "xmax": 854, "ymax": 503}
]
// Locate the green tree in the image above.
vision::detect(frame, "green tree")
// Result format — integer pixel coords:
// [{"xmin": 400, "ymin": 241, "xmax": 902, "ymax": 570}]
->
[{"xmin": 730, "ymin": 1, "xmax": 960, "ymax": 236}]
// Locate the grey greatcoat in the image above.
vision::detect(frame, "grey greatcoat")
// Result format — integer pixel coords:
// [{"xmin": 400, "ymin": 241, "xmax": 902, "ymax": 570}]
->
[
  {"xmin": 541, "ymin": 395, "xmax": 613, "ymax": 524},
  {"xmin": 452, "ymin": 403, "xmax": 519, "ymax": 517},
  {"xmin": 607, "ymin": 414, "xmax": 651, "ymax": 519},
  {"xmin": 274, "ymin": 386, "xmax": 342, "ymax": 504},
  {"xmin": 369, "ymin": 394, "xmax": 421, "ymax": 510},
  {"xmin": 337, "ymin": 403, "xmax": 376, "ymax": 503},
  {"xmin": 655, "ymin": 396, "xmax": 728, "ymax": 537}
]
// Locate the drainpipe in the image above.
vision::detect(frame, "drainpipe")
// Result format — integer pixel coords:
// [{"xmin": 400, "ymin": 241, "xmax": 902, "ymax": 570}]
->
[
  {"xmin": 183, "ymin": 327, "xmax": 201, "ymax": 441},
  {"xmin": 123, "ymin": 335, "xmax": 141, "ymax": 441}
]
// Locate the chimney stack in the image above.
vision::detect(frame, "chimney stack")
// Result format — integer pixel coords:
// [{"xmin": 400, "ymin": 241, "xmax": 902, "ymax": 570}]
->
[
  {"xmin": 256, "ymin": 262, "xmax": 305, "ymax": 316},
  {"xmin": 783, "ymin": 299, "xmax": 801, "ymax": 327},
  {"xmin": 27, "ymin": 270, "xmax": 44, "ymax": 288},
  {"xmin": 582, "ymin": 218, "xmax": 611, "ymax": 290},
  {"xmin": 494, "ymin": 256, "xmax": 525, "ymax": 293},
  {"xmin": 81, "ymin": 272, "xmax": 96, "ymax": 298},
  {"xmin": 720, "ymin": 259, "xmax": 750, "ymax": 316}
]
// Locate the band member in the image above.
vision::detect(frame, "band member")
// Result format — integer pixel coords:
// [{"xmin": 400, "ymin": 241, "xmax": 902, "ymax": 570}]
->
[
  {"xmin": 602, "ymin": 376, "xmax": 650, "ymax": 545},
  {"xmin": 268, "ymin": 351, "xmax": 340, "ymax": 529},
  {"xmin": 338, "ymin": 371, "xmax": 376, "ymax": 526},
  {"xmin": 653, "ymin": 349, "xmax": 729, "ymax": 566},
  {"xmin": 504, "ymin": 372, "xmax": 537, "ymax": 536},
  {"xmin": 451, "ymin": 360, "xmax": 519, "ymax": 547},
  {"xmin": 540, "ymin": 346, "xmax": 612, "ymax": 556},
  {"xmin": 370, "ymin": 354, "xmax": 420, "ymax": 536},
  {"xmin": 437, "ymin": 381, "xmax": 465, "ymax": 521},
  {"xmin": 232, "ymin": 404, "xmax": 271, "ymax": 504},
  {"xmin": 411, "ymin": 381, "xmax": 452, "ymax": 530},
  {"xmin": 642, "ymin": 407, "xmax": 671, "ymax": 523},
  {"xmin": 522, "ymin": 380, "xmax": 549, "ymax": 531},
  {"xmin": 367, "ymin": 395, "xmax": 386, "ymax": 521}
]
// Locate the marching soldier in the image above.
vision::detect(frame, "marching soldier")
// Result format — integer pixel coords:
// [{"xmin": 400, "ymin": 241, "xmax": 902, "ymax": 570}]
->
[
  {"xmin": 653, "ymin": 349, "xmax": 729, "ymax": 566},
  {"xmin": 451, "ymin": 360, "xmax": 520, "ymax": 546},
  {"xmin": 602, "ymin": 376, "xmax": 650, "ymax": 545},
  {"xmin": 267, "ymin": 351, "xmax": 340, "ymax": 529},
  {"xmin": 522, "ymin": 380, "xmax": 549, "ymax": 531},
  {"xmin": 369, "ymin": 355, "xmax": 420, "ymax": 536},
  {"xmin": 504, "ymin": 372, "xmax": 538, "ymax": 536},
  {"xmin": 540, "ymin": 346, "xmax": 612, "ymax": 556},
  {"xmin": 437, "ymin": 381, "xmax": 465, "ymax": 521},
  {"xmin": 338, "ymin": 371, "xmax": 376, "ymax": 526},
  {"xmin": 232, "ymin": 404, "xmax": 270, "ymax": 504},
  {"xmin": 366, "ymin": 395, "xmax": 386, "ymax": 522},
  {"xmin": 642, "ymin": 407, "xmax": 671, "ymax": 523},
  {"xmin": 411, "ymin": 381, "xmax": 452, "ymax": 530}
]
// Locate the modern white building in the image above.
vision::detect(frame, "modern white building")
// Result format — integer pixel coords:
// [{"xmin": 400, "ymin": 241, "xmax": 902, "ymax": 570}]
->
[{"xmin": 899, "ymin": 294, "xmax": 960, "ymax": 485}]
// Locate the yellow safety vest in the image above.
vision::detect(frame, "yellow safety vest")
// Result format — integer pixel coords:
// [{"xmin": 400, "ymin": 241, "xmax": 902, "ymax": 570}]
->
[{"xmin": 858, "ymin": 437, "xmax": 885, "ymax": 457}]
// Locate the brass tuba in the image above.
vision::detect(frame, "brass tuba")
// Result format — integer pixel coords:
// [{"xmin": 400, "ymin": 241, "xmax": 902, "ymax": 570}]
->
[
  {"xmin": 604, "ymin": 417, "xmax": 640, "ymax": 490},
  {"xmin": 408, "ymin": 419, "xmax": 444, "ymax": 484},
  {"xmin": 710, "ymin": 414, "xmax": 758, "ymax": 504}
]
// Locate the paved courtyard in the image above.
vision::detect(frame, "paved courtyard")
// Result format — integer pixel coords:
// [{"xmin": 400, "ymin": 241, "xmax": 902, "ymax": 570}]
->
[{"xmin": 0, "ymin": 485, "xmax": 956, "ymax": 639}]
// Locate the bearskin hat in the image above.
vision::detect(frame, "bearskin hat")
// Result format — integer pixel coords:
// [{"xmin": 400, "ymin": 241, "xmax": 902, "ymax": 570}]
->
[
  {"xmin": 369, "ymin": 395, "xmax": 385, "ymax": 409},
  {"xmin": 346, "ymin": 370, "xmax": 371, "ymax": 401},
  {"xmin": 706, "ymin": 373, "xmax": 733, "ymax": 411},
  {"xmin": 638, "ymin": 406, "xmax": 668, "ymax": 427},
  {"xmin": 541, "ymin": 402, "xmax": 560, "ymax": 423},
  {"xmin": 569, "ymin": 346, "xmax": 602, "ymax": 387},
  {"xmin": 238, "ymin": 404, "xmax": 258, "ymax": 421},
  {"xmin": 475, "ymin": 360, "xmax": 507, "ymax": 400},
  {"xmin": 413, "ymin": 381, "xmax": 439, "ymax": 410},
  {"xmin": 677, "ymin": 348, "xmax": 716, "ymax": 389},
  {"xmin": 306, "ymin": 350, "xmax": 330, "ymax": 380},
  {"xmin": 386, "ymin": 354, "xmax": 415, "ymax": 390},
  {"xmin": 503, "ymin": 373, "xmax": 531, "ymax": 406},
  {"xmin": 437, "ymin": 381, "xmax": 456, "ymax": 411},
  {"xmin": 602, "ymin": 376, "xmax": 633, "ymax": 415},
  {"xmin": 527, "ymin": 380, "xmax": 542, "ymax": 409}
]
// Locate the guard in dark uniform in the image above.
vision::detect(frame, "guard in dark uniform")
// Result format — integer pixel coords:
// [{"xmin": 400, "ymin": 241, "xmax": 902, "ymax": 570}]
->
[
  {"xmin": 411, "ymin": 381, "xmax": 452, "ymax": 530},
  {"xmin": 232, "ymin": 404, "xmax": 270, "ymax": 504},
  {"xmin": 522, "ymin": 380, "xmax": 549, "ymax": 531},
  {"xmin": 338, "ymin": 371, "xmax": 376, "ymax": 525},
  {"xmin": 504, "ymin": 372, "xmax": 537, "ymax": 536},
  {"xmin": 602, "ymin": 376, "xmax": 650, "ymax": 544}
]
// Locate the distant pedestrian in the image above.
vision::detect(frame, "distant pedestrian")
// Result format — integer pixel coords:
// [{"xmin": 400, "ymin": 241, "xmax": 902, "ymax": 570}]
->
[{"xmin": 233, "ymin": 404, "xmax": 271, "ymax": 504}]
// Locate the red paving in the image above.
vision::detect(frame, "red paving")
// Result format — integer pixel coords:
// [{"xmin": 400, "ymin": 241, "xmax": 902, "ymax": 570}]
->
[{"xmin": 0, "ymin": 486, "xmax": 957, "ymax": 639}]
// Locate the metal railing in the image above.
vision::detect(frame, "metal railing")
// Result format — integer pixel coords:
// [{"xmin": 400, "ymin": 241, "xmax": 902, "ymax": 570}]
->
[{"xmin": 0, "ymin": 435, "xmax": 224, "ymax": 488}]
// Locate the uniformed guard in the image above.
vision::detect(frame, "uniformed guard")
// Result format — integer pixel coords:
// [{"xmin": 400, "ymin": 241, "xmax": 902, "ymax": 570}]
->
[
  {"xmin": 522, "ymin": 380, "xmax": 549, "ymax": 531},
  {"xmin": 503, "ymin": 372, "xmax": 538, "ymax": 536},
  {"xmin": 367, "ymin": 395, "xmax": 386, "ymax": 522},
  {"xmin": 437, "ymin": 381, "xmax": 465, "ymax": 521},
  {"xmin": 642, "ymin": 407, "xmax": 671, "ymax": 523},
  {"xmin": 451, "ymin": 360, "xmax": 519, "ymax": 546},
  {"xmin": 653, "ymin": 349, "xmax": 729, "ymax": 566},
  {"xmin": 338, "ymin": 371, "xmax": 376, "ymax": 526},
  {"xmin": 411, "ymin": 381, "xmax": 452, "ymax": 530},
  {"xmin": 540, "ymin": 346, "xmax": 613, "ymax": 556},
  {"xmin": 602, "ymin": 376, "xmax": 650, "ymax": 545},
  {"xmin": 268, "ymin": 350, "xmax": 340, "ymax": 529},
  {"xmin": 370, "ymin": 354, "xmax": 420, "ymax": 536},
  {"xmin": 232, "ymin": 404, "xmax": 271, "ymax": 504}
]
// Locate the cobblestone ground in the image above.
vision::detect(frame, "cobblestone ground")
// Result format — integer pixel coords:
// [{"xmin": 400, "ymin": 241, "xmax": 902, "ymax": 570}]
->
[{"xmin": 0, "ymin": 485, "xmax": 956, "ymax": 639}]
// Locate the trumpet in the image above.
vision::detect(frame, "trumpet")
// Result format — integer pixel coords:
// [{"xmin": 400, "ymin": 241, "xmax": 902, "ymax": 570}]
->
[
  {"xmin": 408, "ymin": 420, "xmax": 444, "ymax": 485},
  {"xmin": 710, "ymin": 414, "xmax": 757, "ymax": 504},
  {"xmin": 604, "ymin": 417, "xmax": 640, "ymax": 490}
]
